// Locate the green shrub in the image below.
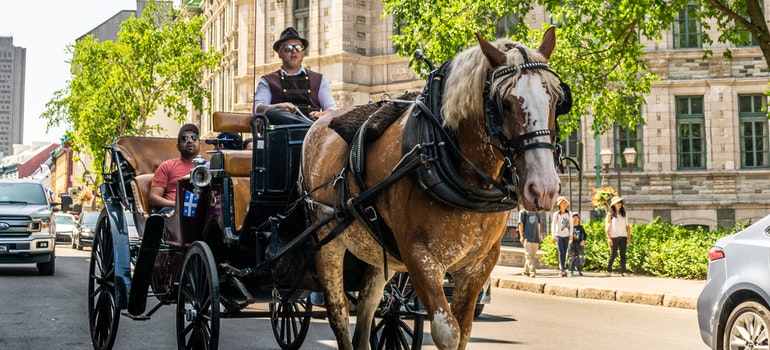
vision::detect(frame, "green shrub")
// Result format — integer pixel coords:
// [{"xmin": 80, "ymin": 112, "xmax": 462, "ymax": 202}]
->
[{"xmin": 538, "ymin": 217, "xmax": 736, "ymax": 279}]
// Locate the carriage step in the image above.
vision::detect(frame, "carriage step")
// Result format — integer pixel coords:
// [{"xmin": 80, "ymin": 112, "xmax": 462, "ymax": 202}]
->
[{"xmin": 121, "ymin": 311, "xmax": 151, "ymax": 320}]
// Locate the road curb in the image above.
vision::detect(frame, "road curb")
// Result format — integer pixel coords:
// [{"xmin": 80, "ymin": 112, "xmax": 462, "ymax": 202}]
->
[{"xmin": 491, "ymin": 277, "xmax": 697, "ymax": 309}]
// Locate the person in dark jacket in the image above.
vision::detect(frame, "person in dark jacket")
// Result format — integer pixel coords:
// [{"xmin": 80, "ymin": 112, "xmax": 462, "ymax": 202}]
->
[
  {"xmin": 518, "ymin": 209, "xmax": 541, "ymax": 278},
  {"xmin": 252, "ymin": 27, "xmax": 337, "ymax": 124},
  {"xmin": 569, "ymin": 213, "xmax": 587, "ymax": 276}
]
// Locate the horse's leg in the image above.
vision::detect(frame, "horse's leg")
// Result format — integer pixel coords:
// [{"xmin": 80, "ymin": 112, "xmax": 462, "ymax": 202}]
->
[
  {"xmin": 351, "ymin": 265, "xmax": 389, "ymax": 349},
  {"xmin": 404, "ymin": 250, "xmax": 459, "ymax": 350},
  {"xmin": 450, "ymin": 244, "xmax": 501, "ymax": 349},
  {"xmin": 315, "ymin": 240, "xmax": 354, "ymax": 350}
]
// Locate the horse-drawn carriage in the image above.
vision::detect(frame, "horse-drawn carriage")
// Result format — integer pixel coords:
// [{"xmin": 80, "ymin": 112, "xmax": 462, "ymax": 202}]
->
[
  {"xmin": 88, "ymin": 28, "xmax": 567, "ymax": 350},
  {"xmin": 87, "ymin": 111, "xmax": 427, "ymax": 349}
]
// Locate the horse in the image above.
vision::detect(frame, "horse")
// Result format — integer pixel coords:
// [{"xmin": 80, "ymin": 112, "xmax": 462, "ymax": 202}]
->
[{"xmin": 301, "ymin": 27, "xmax": 565, "ymax": 350}]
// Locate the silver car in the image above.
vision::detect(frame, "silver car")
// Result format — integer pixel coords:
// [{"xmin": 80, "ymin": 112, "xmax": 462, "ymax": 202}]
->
[{"xmin": 697, "ymin": 214, "xmax": 770, "ymax": 350}]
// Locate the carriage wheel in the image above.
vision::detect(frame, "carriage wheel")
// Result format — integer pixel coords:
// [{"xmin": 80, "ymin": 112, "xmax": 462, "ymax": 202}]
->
[
  {"xmin": 87, "ymin": 215, "xmax": 120, "ymax": 350},
  {"xmin": 270, "ymin": 294, "xmax": 312, "ymax": 350},
  {"xmin": 176, "ymin": 242, "xmax": 220, "ymax": 350},
  {"xmin": 370, "ymin": 272, "xmax": 425, "ymax": 350}
]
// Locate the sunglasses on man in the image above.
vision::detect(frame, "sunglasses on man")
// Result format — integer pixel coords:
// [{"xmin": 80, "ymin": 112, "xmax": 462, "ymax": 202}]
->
[
  {"xmin": 179, "ymin": 135, "xmax": 199, "ymax": 142},
  {"xmin": 281, "ymin": 44, "xmax": 306, "ymax": 53}
]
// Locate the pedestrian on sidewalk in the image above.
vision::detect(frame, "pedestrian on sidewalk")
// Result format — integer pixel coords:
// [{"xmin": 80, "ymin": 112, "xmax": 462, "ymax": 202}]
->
[
  {"xmin": 569, "ymin": 213, "xmax": 587, "ymax": 276},
  {"xmin": 605, "ymin": 196, "xmax": 632, "ymax": 277},
  {"xmin": 519, "ymin": 209, "xmax": 541, "ymax": 278},
  {"xmin": 551, "ymin": 196, "xmax": 573, "ymax": 277}
]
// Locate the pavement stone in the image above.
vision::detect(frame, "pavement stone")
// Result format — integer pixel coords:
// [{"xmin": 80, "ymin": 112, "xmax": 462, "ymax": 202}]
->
[{"xmin": 490, "ymin": 264, "xmax": 704, "ymax": 309}]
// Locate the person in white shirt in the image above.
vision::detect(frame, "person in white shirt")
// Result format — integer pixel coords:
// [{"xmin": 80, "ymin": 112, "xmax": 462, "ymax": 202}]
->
[
  {"xmin": 605, "ymin": 196, "xmax": 632, "ymax": 277},
  {"xmin": 551, "ymin": 196, "xmax": 573, "ymax": 277},
  {"xmin": 252, "ymin": 27, "xmax": 337, "ymax": 124}
]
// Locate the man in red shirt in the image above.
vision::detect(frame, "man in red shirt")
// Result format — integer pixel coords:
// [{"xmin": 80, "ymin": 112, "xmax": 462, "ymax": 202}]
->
[{"xmin": 149, "ymin": 124, "xmax": 201, "ymax": 214}]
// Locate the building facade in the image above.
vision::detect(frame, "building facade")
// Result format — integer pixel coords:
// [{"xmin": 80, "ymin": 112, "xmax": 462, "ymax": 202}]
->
[
  {"xmin": 191, "ymin": 1, "xmax": 770, "ymax": 230},
  {"xmin": 0, "ymin": 37, "xmax": 25, "ymax": 156}
]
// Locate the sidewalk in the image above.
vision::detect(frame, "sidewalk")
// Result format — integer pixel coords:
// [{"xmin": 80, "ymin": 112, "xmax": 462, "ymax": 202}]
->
[{"xmin": 490, "ymin": 264, "xmax": 705, "ymax": 309}]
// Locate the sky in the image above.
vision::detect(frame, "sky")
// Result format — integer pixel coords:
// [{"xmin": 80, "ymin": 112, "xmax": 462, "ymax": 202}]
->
[{"xmin": 0, "ymin": 0, "xmax": 143, "ymax": 144}]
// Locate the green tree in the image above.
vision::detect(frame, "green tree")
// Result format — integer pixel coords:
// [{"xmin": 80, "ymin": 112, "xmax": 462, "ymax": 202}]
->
[
  {"xmin": 42, "ymin": 1, "xmax": 220, "ymax": 182},
  {"xmin": 383, "ymin": 0, "xmax": 770, "ymax": 135}
]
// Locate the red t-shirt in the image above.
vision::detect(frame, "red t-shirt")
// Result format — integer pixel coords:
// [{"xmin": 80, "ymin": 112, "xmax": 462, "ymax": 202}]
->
[{"xmin": 151, "ymin": 158, "xmax": 196, "ymax": 201}]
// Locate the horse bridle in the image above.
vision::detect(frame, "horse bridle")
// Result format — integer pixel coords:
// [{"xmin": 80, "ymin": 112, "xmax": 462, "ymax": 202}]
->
[{"xmin": 482, "ymin": 47, "xmax": 572, "ymax": 170}]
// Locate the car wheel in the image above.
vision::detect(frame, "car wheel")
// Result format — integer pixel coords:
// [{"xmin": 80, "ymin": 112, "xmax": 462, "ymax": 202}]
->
[
  {"xmin": 37, "ymin": 255, "xmax": 55, "ymax": 276},
  {"xmin": 473, "ymin": 304, "xmax": 485, "ymax": 318},
  {"xmin": 722, "ymin": 301, "xmax": 770, "ymax": 350}
]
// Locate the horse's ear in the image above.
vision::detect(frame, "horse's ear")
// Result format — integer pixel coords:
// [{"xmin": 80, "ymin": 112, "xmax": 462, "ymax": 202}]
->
[
  {"xmin": 538, "ymin": 26, "xmax": 557, "ymax": 60},
  {"xmin": 475, "ymin": 32, "xmax": 507, "ymax": 68}
]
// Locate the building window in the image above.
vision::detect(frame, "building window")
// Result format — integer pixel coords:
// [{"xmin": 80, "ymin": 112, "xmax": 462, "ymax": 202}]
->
[
  {"xmin": 293, "ymin": 0, "xmax": 309, "ymax": 40},
  {"xmin": 673, "ymin": 3, "xmax": 702, "ymax": 49},
  {"xmin": 739, "ymin": 94, "xmax": 769, "ymax": 168},
  {"xmin": 560, "ymin": 128, "xmax": 580, "ymax": 159},
  {"xmin": 614, "ymin": 123, "xmax": 643, "ymax": 169},
  {"xmin": 676, "ymin": 96, "xmax": 706, "ymax": 169}
]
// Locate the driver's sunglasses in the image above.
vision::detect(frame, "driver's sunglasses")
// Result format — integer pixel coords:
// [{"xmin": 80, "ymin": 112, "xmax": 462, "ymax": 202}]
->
[
  {"xmin": 179, "ymin": 135, "xmax": 199, "ymax": 142},
  {"xmin": 281, "ymin": 44, "xmax": 306, "ymax": 53}
]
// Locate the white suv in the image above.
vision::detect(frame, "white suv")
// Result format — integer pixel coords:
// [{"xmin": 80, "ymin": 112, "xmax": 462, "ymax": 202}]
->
[{"xmin": 0, "ymin": 179, "xmax": 56, "ymax": 275}]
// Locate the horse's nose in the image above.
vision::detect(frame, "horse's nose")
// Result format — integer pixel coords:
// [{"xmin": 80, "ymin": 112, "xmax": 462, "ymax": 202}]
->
[{"xmin": 522, "ymin": 179, "xmax": 559, "ymax": 211}]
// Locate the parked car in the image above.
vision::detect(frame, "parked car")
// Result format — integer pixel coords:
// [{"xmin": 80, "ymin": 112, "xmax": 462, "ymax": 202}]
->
[
  {"xmin": 53, "ymin": 213, "xmax": 77, "ymax": 245},
  {"xmin": 73, "ymin": 211, "xmax": 139, "ymax": 250},
  {"xmin": 0, "ymin": 179, "xmax": 57, "ymax": 275},
  {"xmin": 697, "ymin": 214, "xmax": 770, "ymax": 349},
  {"xmin": 73, "ymin": 211, "xmax": 99, "ymax": 250}
]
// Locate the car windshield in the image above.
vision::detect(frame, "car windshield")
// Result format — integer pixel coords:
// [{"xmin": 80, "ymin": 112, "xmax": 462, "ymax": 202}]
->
[
  {"xmin": 0, "ymin": 183, "xmax": 47, "ymax": 205},
  {"xmin": 56, "ymin": 215, "xmax": 74, "ymax": 225},
  {"xmin": 81, "ymin": 212, "xmax": 99, "ymax": 225}
]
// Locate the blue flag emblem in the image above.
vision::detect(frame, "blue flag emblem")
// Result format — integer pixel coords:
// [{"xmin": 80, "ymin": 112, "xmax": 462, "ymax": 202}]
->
[{"xmin": 182, "ymin": 191, "xmax": 198, "ymax": 217}]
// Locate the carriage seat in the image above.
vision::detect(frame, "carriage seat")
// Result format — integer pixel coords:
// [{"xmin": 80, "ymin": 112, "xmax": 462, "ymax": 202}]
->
[
  {"xmin": 212, "ymin": 112, "xmax": 253, "ymax": 232},
  {"xmin": 222, "ymin": 150, "xmax": 251, "ymax": 232},
  {"xmin": 114, "ymin": 136, "xmax": 215, "ymax": 220}
]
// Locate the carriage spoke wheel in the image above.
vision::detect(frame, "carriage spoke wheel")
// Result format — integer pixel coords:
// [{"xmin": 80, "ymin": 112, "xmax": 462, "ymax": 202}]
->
[
  {"xmin": 176, "ymin": 242, "xmax": 220, "ymax": 350},
  {"xmin": 87, "ymin": 216, "xmax": 120, "ymax": 350},
  {"xmin": 269, "ymin": 292, "xmax": 312, "ymax": 350},
  {"xmin": 370, "ymin": 272, "xmax": 425, "ymax": 350}
]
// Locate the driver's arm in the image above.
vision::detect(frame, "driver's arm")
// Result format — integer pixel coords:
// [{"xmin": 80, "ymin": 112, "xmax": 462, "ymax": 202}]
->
[{"xmin": 148, "ymin": 186, "xmax": 174, "ymax": 209}]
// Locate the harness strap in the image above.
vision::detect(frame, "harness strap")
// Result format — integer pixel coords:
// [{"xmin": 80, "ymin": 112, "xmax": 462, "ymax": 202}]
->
[{"xmin": 413, "ymin": 100, "xmax": 516, "ymax": 202}]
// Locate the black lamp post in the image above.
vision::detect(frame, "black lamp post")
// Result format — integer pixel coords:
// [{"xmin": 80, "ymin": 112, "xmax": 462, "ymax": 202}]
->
[{"xmin": 599, "ymin": 147, "xmax": 637, "ymax": 196}]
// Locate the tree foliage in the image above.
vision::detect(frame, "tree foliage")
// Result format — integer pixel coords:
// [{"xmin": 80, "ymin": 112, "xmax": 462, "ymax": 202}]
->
[
  {"xmin": 42, "ymin": 1, "xmax": 220, "ymax": 183},
  {"xmin": 383, "ymin": 0, "xmax": 770, "ymax": 136}
]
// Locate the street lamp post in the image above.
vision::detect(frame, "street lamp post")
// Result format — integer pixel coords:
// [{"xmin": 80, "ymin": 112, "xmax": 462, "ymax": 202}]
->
[{"xmin": 599, "ymin": 147, "xmax": 637, "ymax": 196}]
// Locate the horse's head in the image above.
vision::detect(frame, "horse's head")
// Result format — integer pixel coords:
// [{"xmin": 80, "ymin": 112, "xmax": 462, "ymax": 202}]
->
[{"xmin": 442, "ymin": 27, "xmax": 567, "ymax": 211}]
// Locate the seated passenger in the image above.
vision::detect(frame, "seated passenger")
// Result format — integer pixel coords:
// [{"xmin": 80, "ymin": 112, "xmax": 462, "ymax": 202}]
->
[
  {"xmin": 148, "ymin": 124, "xmax": 201, "ymax": 214},
  {"xmin": 252, "ymin": 27, "xmax": 337, "ymax": 124}
]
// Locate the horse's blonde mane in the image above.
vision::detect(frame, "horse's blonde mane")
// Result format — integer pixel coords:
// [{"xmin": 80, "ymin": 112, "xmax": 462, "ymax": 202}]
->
[{"xmin": 441, "ymin": 37, "xmax": 564, "ymax": 130}]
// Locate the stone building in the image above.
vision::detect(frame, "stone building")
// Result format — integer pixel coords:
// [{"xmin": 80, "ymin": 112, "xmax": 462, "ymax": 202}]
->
[{"xmin": 189, "ymin": 1, "xmax": 770, "ymax": 230}]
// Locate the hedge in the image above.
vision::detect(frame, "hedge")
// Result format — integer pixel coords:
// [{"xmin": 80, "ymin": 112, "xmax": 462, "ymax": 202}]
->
[{"xmin": 538, "ymin": 217, "xmax": 742, "ymax": 279}]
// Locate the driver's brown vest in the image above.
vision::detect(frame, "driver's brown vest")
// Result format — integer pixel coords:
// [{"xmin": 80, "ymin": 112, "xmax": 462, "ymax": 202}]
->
[{"xmin": 264, "ymin": 69, "xmax": 323, "ymax": 116}]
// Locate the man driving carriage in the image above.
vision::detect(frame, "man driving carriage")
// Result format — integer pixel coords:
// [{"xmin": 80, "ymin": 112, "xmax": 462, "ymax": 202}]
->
[
  {"xmin": 253, "ymin": 27, "xmax": 337, "ymax": 124},
  {"xmin": 148, "ymin": 123, "xmax": 201, "ymax": 214}
]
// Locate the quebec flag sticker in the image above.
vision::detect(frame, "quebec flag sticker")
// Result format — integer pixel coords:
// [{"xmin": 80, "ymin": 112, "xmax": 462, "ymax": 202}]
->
[{"xmin": 182, "ymin": 191, "xmax": 198, "ymax": 217}]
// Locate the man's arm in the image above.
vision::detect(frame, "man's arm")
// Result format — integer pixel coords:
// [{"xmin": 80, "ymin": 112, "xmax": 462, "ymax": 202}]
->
[
  {"xmin": 253, "ymin": 77, "xmax": 273, "ymax": 114},
  {"xmin": 148, "ymin": 186, "xmax": 174, "ymax": 209}
]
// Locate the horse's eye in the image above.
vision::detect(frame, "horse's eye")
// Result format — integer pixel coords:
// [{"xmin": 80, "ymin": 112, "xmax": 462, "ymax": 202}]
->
[{"xmin": 501, "ymin": 100, "xmax": 513, "ymax": 111}]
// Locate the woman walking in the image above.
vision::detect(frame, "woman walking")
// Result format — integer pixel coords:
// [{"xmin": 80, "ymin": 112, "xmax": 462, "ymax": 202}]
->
[
  {"xmin": 605, "ymin": 196, "xmax": 632, "ymax": 276},
  {"xmin": 551, "ymin": 196, "xmax": 573, "ymax": 277}
]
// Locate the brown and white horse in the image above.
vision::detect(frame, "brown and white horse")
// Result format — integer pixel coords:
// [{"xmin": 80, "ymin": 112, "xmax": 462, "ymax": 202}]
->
[{"xmin": 301, "ymin": 28, "xmax": 563, "ymax": 350}]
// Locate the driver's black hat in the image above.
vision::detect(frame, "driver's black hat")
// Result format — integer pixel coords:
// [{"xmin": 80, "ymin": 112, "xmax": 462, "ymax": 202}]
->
[{"xmin": 273, "ymin": 27, "xmax": 308, "ymax": 52}]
